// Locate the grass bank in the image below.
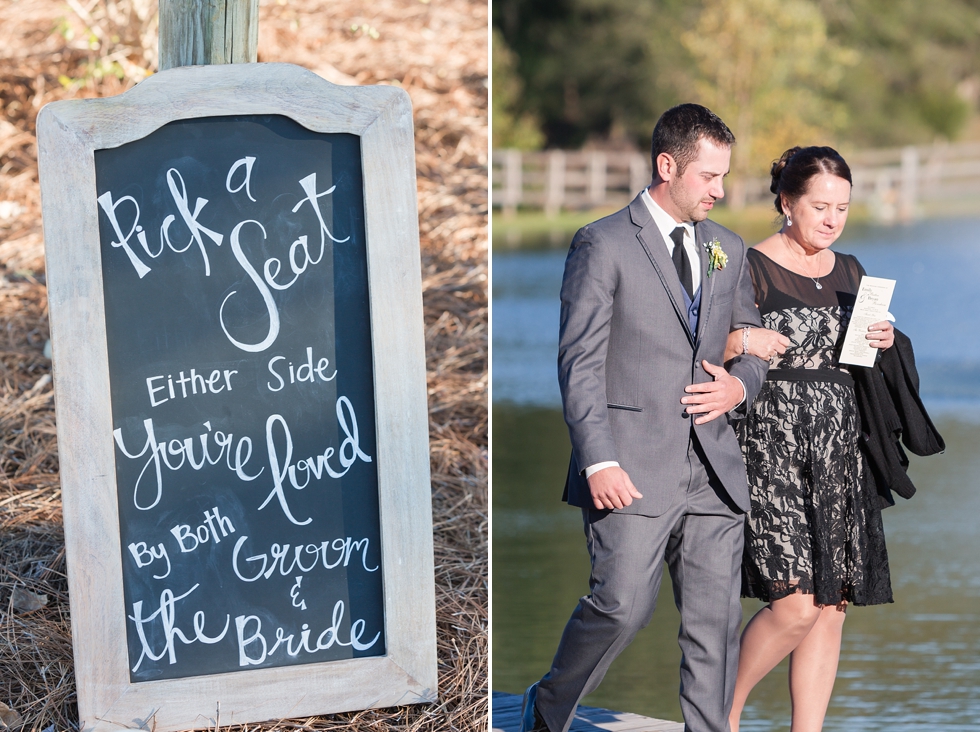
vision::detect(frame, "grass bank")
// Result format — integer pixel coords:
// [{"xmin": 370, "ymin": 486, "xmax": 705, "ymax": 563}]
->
[{"xmin": 493, "ymin": 203, "xmax": 875, "ymax": 252}]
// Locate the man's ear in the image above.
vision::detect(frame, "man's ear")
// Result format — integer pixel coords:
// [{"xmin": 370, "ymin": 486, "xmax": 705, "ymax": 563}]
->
[{"xmin": 656, "ymin": 152, "xmax": 677, "ymax": 183}]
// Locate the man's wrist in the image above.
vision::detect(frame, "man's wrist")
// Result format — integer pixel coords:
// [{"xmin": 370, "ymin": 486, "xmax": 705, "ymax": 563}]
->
[{"xmin": 585, "ymin": 461, "xmax": 620, "ymax": 478}]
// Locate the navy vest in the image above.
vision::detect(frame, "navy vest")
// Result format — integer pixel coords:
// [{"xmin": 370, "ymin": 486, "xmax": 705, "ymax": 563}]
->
[{"xmin": 682, "ymin": 282, "xmax": 701, "ymax": 336}]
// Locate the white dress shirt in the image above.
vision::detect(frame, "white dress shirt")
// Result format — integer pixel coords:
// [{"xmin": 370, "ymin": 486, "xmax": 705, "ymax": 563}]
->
[
  {"xmin": 641, "ymin": 187, "xmax": 701, "ymax": 294},
  {"xmin": 583, "ymin": 188, "xmax": 745, "ymax": 480}
]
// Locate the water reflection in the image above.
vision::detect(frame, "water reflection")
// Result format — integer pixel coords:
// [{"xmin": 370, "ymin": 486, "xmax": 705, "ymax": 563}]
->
[
  {"xmin": 492, "ymin": 216, "xmax": 980, "ymax": 411},
  {"xmin": 492, "ymin": 217, "xmax": 980, "ymax": 728},
  {"xmin": 493, "ymin": 407, "xmax": 980, "ymax": 729}
]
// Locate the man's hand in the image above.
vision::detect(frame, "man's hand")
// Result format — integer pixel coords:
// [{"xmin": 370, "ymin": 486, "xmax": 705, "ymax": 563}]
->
[
  {"xmin": 587, "ymin": 465, "xmax": 643, "ymax": 510},
  {"xmin": 682, "ymin": 360, "xmax": 745, "ymax": 425}
]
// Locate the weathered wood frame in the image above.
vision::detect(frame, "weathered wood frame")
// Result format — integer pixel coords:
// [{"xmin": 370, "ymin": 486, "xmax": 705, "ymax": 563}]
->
[{"xmin": 37, "ymin": 63, "xmax": 436, "ymax": 732}]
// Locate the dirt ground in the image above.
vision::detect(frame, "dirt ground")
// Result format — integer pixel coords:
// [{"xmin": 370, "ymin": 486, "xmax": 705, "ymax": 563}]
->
[{"xmin": 0, "ymin": 0, "xmax": 487, "ymax": 729}]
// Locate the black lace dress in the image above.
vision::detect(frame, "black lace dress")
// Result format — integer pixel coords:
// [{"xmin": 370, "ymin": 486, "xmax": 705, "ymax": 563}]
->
[{"xmin": 737, "ymin": 248, "xmax": 892, "ymax": 606}]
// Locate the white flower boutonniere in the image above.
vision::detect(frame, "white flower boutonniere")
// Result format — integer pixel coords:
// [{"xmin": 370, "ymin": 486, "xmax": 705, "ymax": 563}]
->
[{"xmin": 702, "ymin": 237, "xmax": 728, "ymax": 277}]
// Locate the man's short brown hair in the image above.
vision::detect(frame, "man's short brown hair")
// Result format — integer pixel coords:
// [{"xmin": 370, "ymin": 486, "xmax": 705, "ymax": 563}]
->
[{"xmin": 651, "ymin": 104, "xmax": 735, "ymax": 176}]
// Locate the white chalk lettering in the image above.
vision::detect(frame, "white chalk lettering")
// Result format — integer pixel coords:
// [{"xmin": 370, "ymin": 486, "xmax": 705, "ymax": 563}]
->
[
  {"xmin": 226, "ymin": 156, "xmax": 257, "ymax": 202},
  {"xmin": 170, "ymin": 505, "xmax": 237, "ymax": 553},
  {"xmin": 113, "ymin": 419, "xmax": 263, "ymax": 510},
  {"xmin": 129, "ymin": 584, "xmax": 230, "ymax": 671},
  {"xmin": 146, "ymin": 368, "xmax": 238, "ymax": 407},
  {"xmin": 257, "ymin": 396, "xmax": 372, "ymax": 525},
  {"xmin": 291, "ymin": 173, "xmax": 351, "ymax": 247},
  {"xmin": 290, "ymin": 576, "xmax": 307, "ymax": 610},
  {"xmin": 96, "ymin": 191, "xmax": 152, "ymax": 278},
  {"xmin": 159, "ymin": 168, "xmax": 224, "ymax": 276},
  {"xmin": 127, "ymin": 540, "xmax": 171, "ymax": 580},
  {"xmin": 220, "ymin": 219, "xmax": 281, "ymax": 353},
  {"xmin": 266, "ymin": 346, "xmax": 336, "ymax": 392},
  {"xmin": 234, "ymin": 600, "xmax": 380, "ymax": 667},
  {"xmin": 236, "ymin": 615, "xmax": 267, "ymax": 665},
  {"xmin": 232, "ymin": 534, "xmax": 379, "ymax": 583}
]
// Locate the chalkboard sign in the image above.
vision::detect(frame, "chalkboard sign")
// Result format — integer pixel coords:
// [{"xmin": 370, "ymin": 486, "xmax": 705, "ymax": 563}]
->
[
  {"xmin": 38, "ymin": 64, "xmax": 436, "ymax": 731},
  {"xmin": 97, "ymin": 114, "xmax": 385, "ymax": 680}
]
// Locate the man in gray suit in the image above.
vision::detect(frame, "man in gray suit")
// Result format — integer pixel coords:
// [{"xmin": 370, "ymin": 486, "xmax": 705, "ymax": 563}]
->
[{"xmin": 521, "ymin": 104, "xmax": 768, "ymax": 732}]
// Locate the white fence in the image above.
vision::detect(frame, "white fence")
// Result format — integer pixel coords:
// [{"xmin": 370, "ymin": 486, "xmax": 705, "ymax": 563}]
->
[{"xmin": 492, "ymin": 142, "xmax": 980, "ymax": 222}]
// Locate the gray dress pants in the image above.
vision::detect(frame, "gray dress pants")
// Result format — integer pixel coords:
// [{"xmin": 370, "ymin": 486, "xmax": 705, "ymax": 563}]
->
[{"xmin": 535, "ymin": 434, "xmax": 745, "ymax": 732}]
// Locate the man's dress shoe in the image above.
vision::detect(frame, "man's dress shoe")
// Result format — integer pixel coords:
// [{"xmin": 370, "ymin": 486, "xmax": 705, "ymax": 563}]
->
[{"xmin": 520, "ymin": 682, "xmax": 549, "ymax": 732}]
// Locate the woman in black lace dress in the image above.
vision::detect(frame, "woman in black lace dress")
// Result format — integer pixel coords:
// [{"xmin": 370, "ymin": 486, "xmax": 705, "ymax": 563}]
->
[{"xmin": 724, "ymin": 147, "xmax": 895, "ymax": 732}]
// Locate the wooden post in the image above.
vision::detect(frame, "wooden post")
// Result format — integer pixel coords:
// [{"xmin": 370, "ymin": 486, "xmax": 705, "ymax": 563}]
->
[
  {"xmin": 629, "ymin": 152, "xmax": 649, "ymax": 195},
  {"xmin": 588, "ymin": 150, "xmax": 606, "ymax": 208},
  {"xmin": 899, "ymin": 145, "xmax": 918, "ymax": 223},
  {"xmin": 159, "ymin": 0, "xmax": 259, "ymax": 71},
  {"xmin": 502, "ymin": 149, "xmax": 522, "ymax": 217},
  {"xmin": 545, "ymin": 150, "xmax": 565, "ymax": 217},
  {"xmin": 871, "ymin": 168, "xmax": 895, "ymax": 224}
]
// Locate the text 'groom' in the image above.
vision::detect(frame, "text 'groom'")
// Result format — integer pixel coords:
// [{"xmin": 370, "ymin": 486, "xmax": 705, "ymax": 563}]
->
[{"xmin": 521, "ymin": 104, "xmax": 768, "ymax": 732}]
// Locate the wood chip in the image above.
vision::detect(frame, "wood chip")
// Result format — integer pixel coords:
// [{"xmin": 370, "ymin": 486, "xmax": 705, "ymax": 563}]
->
[
  {"xmin": 0, "ymin": 703, "xmax": 24, "ymax": 731},
  {"xmin": 11, "ymin": 586, "xmax": 48, "ymax": 613}
]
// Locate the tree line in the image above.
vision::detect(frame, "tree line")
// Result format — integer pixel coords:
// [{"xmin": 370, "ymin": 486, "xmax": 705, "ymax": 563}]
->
[{"xmin": 494, "ymin": 0, "xmax": 980, "ymax": 179}]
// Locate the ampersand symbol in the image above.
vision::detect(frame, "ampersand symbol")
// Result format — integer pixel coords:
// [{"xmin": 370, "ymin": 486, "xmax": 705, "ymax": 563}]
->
[{"xmin": 290, "ymin": 576, "xmax": 307, "ymax": 610}]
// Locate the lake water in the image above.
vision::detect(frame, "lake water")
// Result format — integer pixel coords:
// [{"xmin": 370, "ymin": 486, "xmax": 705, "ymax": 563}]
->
[{"xmin": 491, "ymin": 217, "xmax": 980, "ymax": 730}]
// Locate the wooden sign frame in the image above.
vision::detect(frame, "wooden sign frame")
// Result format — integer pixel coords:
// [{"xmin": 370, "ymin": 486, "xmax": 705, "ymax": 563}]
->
[{"xmin": 37, "ymin": 63, "xmax": 436, "ymax": 731}]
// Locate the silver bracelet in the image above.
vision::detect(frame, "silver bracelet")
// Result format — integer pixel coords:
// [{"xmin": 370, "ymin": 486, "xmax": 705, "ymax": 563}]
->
[{"xmin": 742, "ymin": 327, "xmax": 750, "ymax": 355}]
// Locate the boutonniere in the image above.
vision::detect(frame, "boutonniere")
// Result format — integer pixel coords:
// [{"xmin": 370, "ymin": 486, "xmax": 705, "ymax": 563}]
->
[{"xmin": 702, "ymin": 237, "xmax": 728, "ymax": 277}]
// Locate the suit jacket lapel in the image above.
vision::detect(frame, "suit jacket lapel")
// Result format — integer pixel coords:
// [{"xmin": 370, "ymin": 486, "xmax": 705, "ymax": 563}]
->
[
  {"xmin": 694, "ymin": 221, "xmax": 713, "ymax": 346},
  {"xmin": 628, "ymin": 195, "xmax": 695, "ymax": 347}
]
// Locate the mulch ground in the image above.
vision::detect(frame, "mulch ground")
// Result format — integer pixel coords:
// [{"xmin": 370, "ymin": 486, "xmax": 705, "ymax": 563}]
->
[{"xmin": 0, "ymin": 0, "xmax": 487, "ymax": 730}]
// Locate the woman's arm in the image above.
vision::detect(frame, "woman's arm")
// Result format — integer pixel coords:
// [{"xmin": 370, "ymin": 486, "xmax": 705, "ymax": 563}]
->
[{"xmin": 725, "ymin": 327, "xmax": 791, "ymax": 362}]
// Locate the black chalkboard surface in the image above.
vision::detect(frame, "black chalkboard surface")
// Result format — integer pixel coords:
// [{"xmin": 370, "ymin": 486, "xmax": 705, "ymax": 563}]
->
[{"xmin": 95, "ymin": 114, "xmax": 385, "ymax": 682}]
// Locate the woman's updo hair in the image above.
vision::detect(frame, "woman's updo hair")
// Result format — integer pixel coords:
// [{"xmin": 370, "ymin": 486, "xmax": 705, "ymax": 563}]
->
[{"xmin": 770, "ymin": 146, "xmax": 852, "ymax": 215}]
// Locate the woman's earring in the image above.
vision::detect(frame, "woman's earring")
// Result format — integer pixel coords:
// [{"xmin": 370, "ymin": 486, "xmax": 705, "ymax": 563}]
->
[{"xmin": 786, "ymin": 215, "xmax": 793, "ymax": 227}]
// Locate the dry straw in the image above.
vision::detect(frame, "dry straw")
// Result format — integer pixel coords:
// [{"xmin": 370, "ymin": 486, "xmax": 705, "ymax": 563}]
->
[{"xmin": 0, "ymin": 0, "xmax": 487, "ymax": 729}]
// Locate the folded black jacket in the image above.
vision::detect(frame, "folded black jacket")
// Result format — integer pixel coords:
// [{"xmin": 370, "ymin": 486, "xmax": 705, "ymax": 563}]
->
[{"xmin": 849, "ymin": 328, "xmax": 945, "ymax": 508}]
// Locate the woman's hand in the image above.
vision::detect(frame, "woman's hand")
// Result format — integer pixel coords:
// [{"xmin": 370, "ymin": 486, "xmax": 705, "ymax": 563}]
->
[
  {"xmin": 866, "ymin": 320, "xmax": 895, "ymax": 350},
  {"xmin": 725, "ymin": 327, "xmax": 790, "ymax": 362}
]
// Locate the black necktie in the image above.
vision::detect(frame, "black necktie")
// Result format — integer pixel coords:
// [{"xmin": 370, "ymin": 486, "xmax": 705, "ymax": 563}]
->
[{"xmin": 670, "ymin": 226, "xmax": 694, "ymax": 299}]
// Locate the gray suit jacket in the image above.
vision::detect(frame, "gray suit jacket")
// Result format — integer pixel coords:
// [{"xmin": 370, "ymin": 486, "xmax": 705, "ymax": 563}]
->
[{"xmin": 559, "ymin": 193, "xmax": 767, "ymax": 516}]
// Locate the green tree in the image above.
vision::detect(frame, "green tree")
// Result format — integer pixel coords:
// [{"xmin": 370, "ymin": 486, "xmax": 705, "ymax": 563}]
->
[
  {"xmin": 818, "ymin": 0, "xmax": 980, "ymax": 146},
  {"xmin": 492, "ymin": 0, "xmax": 980, "ymax": 155},
  {"xmin": 493, "ymin": 30, "xmax": 545, "ymax": 150},
  {"xmin": 493, "ymin": 0, "xmax": 694, "ymax": 149},
  {"xmin": 681, "ymin": 0, "xmax": 855, "ymax": 206}
]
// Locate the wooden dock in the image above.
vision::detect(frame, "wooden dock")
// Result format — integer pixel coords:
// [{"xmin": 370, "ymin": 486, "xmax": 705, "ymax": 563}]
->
[{"xmin": 491, "ymin": 691, "xmax": 684, "ymax": 732}]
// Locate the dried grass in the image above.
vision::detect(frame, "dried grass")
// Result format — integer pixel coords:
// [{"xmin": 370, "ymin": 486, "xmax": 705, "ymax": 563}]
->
[{"xmin": 0, "ymin": 0, "xmax": 487, "ymax": 730}]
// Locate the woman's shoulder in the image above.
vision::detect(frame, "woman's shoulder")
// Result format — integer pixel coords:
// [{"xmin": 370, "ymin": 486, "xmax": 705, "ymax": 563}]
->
[
  {"xmin": 832, "ymin": 250, "xmax": 866, "ymax": 280},
  {"xmin": 746, "ymin": 236, "xmax": 784, "ymax": 270},
  {"xmin": 748, "ymin": 233, "xmax": 784, "ymax": 255}
]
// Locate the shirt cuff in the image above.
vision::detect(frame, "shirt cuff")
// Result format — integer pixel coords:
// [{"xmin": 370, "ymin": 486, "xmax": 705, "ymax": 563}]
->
[
  {"xmin": 729, "ymin": 376, "xmax": 746, "ymax": 412},
  {"xmin": 584, "ymin": 461, "xmax": 620, "ymax": 478}
]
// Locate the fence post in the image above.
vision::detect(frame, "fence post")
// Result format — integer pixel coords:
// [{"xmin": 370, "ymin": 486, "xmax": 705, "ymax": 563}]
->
[
  {"xmin": 545, "ymin": 150, "xmax": 566, "ymax": 217},
  {"xmin": 588, "ymin": 151, "xmax": 606, "ymax": 208},
  {"xmin": 502, "ymin": 149, "xmax": 522, "ymax": 217},
  {"xmin": 159, "ymin": 0, "xmax": 259, "ymax": 70},
  {"xmin": 899, "ymin": 145, "xmax": 919, "ymax": 223},
  {"xmin": 870, "ymin": 169, "xmax": 896, "ymax": 224},
  {"xmin": 629, "ymin": 153, "xmax": 649, "ymax": 195}
]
